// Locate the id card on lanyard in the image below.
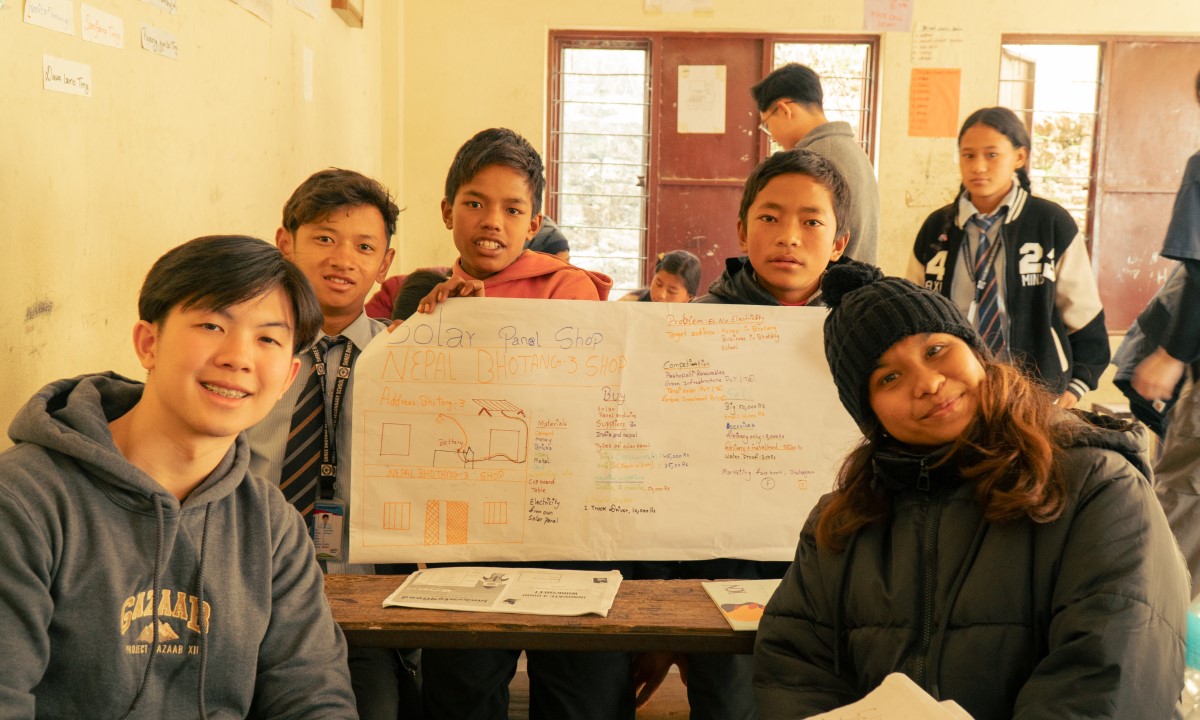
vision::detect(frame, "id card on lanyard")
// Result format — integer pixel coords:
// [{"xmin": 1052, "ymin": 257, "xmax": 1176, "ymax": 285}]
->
[{"xmin": 311, "ymin": 338, "xmax": 355, "ymax": 561}]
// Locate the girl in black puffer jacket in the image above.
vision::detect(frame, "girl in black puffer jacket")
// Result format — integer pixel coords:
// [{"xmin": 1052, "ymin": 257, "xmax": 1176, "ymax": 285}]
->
[{"xmin": 753, "ymin": 262, "xmax": 1188, "ymax": 720}]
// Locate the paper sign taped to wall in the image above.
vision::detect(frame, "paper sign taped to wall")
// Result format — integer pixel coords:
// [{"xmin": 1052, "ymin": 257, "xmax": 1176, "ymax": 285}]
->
[
  {"xmin": 678, "ymin": 65, "xmax": 726, "ymax": 134},
  {"xmin": 141, "ymin": 0, "xmax": 177, "ymax": 14},
  {"xmin": 909, "ymin": 68, "xmax": 961, "ymax": 137},
  {"xmin": 863, "ymin": 0, "xmax": 913, "ymax": 32},
  {"xmin": 82, "ymin": 4, "xmax": 124, "ymax": 48},
  {"xmin": 348, "ymin": 299, "xmax": 860, "ymax": 564},
  {"xmin": 141, "ymin": 25, "xmax": 179, "ymax": 59},
  {"xmin": 42, "ymin": 55, "xmax": 92, "ymax": 97},
  {"xmin": 24, "ymin": 0, "xmax": 74, "ymax": 35}
]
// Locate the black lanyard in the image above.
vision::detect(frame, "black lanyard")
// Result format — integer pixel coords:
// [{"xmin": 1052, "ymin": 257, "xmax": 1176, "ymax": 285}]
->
[{"xmin": 309, "ymin": 338, "xmax": 355, "ymax": 500}]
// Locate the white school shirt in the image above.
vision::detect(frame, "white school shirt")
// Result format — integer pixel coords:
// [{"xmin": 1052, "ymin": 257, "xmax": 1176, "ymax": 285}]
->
[
  {"xmin": 950, "ymin": 180, "xmax": 1021, "ymax": 348},
  {"xmin": 245, "ymin": 310, "xmax": 386, "ymax": 575}
]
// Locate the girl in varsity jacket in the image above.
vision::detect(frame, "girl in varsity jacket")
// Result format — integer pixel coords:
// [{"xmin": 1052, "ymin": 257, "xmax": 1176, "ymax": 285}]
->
[{"xmin": 906, "ymin": 107, "xmax": 1109, "ymax": 407}]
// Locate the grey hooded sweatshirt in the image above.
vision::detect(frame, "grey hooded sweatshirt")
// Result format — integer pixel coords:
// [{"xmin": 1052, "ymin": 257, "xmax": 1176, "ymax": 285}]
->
[{"xmin": 0, "ymin": 373, "xmax": 357, "ymax": 719}]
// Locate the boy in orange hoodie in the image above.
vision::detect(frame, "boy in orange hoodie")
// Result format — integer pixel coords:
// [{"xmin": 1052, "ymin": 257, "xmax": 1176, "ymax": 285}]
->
[
  {"xmin": 415, "ymin": 128, "xmax": 629, "ymax": 720},
  {"xmin": 416, "ymin": 127, "xmax": 611, "ymax": 310}
]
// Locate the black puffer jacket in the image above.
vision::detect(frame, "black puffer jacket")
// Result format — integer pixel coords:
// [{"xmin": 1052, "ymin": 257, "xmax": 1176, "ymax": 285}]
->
[{"xmin": 753, "ymin": 412, "xmax": 1187, "ymax": 720}]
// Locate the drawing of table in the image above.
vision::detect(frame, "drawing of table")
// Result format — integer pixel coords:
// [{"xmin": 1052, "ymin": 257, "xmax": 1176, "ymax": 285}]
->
[{"xmin": 326, "ymin": 574, "xmax": 755, "ymax": 654}]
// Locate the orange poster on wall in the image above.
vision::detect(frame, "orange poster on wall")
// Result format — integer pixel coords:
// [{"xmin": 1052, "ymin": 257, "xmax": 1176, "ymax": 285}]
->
[{"xmin": 909, "ymin": 68, "xmax": 961, "ymax": 137}]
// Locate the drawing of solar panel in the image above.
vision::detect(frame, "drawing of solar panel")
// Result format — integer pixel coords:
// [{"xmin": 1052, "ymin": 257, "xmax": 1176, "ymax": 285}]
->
[{"xmin": 475, "ymin": 399, "xmax": 524, "ymax": 416}]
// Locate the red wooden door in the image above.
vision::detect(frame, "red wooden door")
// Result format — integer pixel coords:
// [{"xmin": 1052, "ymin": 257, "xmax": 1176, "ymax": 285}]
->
[
  {"xmin": 1094, "ymin": 40, "xmax": 1200, "ymax": 330},
  {"xmin": 649, "ymin": 36, "xmax": 766, "ymax": 294}
]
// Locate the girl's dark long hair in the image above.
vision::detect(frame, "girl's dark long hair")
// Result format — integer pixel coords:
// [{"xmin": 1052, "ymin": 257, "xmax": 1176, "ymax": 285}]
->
[{"xmin": 815, "ymin": 360, "xmax": 1074, "ymax": 552}]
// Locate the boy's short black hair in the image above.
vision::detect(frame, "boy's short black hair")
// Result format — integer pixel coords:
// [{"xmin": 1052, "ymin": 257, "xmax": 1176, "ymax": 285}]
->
[
  {"xmin": 444, "ymin": 128, "xmax": 546, "ymax": 215},
  {"xmin": 738, "ymin": 149, "xmax": 851, "ymax": 238},
  {"xmin": 139, "ymin": 235, "xmax": 322, "ymax": 353},
  {"xmin": 750, "ymin": 63, "xmax": 824, "ymax": 113},
  {"xmin": 392, "ymin": 268, "xmax": 452, "ymax": 322},
  {"xmin": 282, "ymin": 168, "xmax": 401, "ymax": 244}
]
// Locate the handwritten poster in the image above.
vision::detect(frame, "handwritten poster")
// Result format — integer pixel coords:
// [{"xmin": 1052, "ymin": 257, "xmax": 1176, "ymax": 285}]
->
[
  {"xmin": 349, "ymin": 299, "xmax": 860, "ymax": 564},
  {"xmin": 864, "ymin": 0, "xmax": 913, "ymax": 32},
  {"xmin": 141, "ymin": 24, "xmax": 178, "ymax": 59},
  {"xmin": 911, "ymin": 24, "xmax": 965, "ymax": 67},
  {"xmin": 24, "ymin": 0, "xmax": 74, "ymax": 35},
  {"xmin": 81, "ymin": 4, "xmax": 124, "ymax": 48},
  {"xmin": 909, "ymin": 68, "xmax": 960, "ymax": 137},
  {"xmin": 678, "ymin": 65, "xmax": 726, "ymax": 134},
  {"xmin": 42, "ymin": 54, "xmax": 91, "ymax": 97}
]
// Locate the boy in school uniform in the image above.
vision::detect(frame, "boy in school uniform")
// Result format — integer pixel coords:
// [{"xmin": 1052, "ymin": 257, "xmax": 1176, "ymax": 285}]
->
[
  {"xmin": 0, "ymin": 235, "xmax": 357, "ymax": 718},
  {"xmin": 635, "ymin": 148, "xmax": 851, "ymax": 719},
  {"xmin": 414, "ymin": 127, "xmax": 627, "ymax": 720},
  {"xmin": 243, "ymin": 169, "xmax": 420, "ymax": 719},
  {"xmin": 752, "ymin": 62, "xmax": 879, "ymax": 265}
]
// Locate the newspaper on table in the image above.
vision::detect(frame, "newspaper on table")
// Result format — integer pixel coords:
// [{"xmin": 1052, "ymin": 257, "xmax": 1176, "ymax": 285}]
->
[
  {"xmin": 382, "ymin": 566, "xmax": 622, "ymax": 617},
  {"xmin": 804, "ymin": 672, "xmax": 974, "ymax": 719}
]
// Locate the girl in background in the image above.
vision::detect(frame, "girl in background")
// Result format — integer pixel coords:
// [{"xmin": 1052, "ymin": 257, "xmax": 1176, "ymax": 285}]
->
[
  {"xmin": 907, "ymin": 107, "xmax": 1109, "ymax": 408},
  {"xmin": 648, "ymin": 249, "xmax": 702, "ymax": 302}
]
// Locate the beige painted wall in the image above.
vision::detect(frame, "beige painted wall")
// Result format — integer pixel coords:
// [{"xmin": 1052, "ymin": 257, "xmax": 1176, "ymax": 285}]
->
[
  {"xmin": 397, "ymin": 0, "xmax": 1200, "ymax": 408},
  {"xmin": 399, "ymin": 0, "xmax": 1200, "ymax": 275},
  {"xmin": 0, "ymin": 0, "xmax": 400, "ymax": 439},
  {"xmin": 3, "ymin": 0, "xmax": 1198, "ymax": 436}
]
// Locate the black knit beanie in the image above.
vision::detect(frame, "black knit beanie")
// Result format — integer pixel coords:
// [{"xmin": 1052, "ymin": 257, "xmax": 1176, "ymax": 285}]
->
[{"xmin": 821, "ymin": 261, "xmax": 988, "ymax": 431}]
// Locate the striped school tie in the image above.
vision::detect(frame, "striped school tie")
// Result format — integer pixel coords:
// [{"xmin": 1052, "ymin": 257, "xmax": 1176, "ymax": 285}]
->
[
  {"xmin": 280, "ymin": 335, "xmax": 349, "ymax": 522},
  {"xmin": 970, "ymin": 214, "xmax": 1005, "ymax": 354}
]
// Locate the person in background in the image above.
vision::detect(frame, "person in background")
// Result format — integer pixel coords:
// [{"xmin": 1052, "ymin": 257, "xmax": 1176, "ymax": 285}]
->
[
  {"xmin": 366, "ymin": 266, "xmax": 453, "ymax": 320},
  {"xmin": 1133, "ymin": 68, "xmax": 1200, "ymax": 597},
  {"xmin": 633, "ymin": 148, "xmax": 852, "ymax": 720},
  {"xmin": 244, "ymin": 169, "xmax": 423, "ymax": 719},
  {"xmin": 392, "ymin": 269, "xmax": 451, "ymax": 322},
  {"xmin": 907, "ymin": 107, "xmax": 1109, "ymax": 408},
  {"xmin": 752, "ymin": 62, "xmax": 879, "ymax": 264},
  {"xmin": 0, "ymin": 235, "xmax": 357, "ymax": 719},
  {"xmin": 647, "ymin": 250, "xmax": 702, "ymax": 303},
  {"xmin": 525, "ymin": 215, "xmax": 571, "ymax": 262},
  {"xmin": 754, "ymin": 261, "xmax": 1186, "ymax": 720}
]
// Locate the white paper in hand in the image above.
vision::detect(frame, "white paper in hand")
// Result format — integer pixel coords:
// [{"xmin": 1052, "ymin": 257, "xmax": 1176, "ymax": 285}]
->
[{"xmin": 804, "ymin": 673, "xmax": 975, "ymax": 719}]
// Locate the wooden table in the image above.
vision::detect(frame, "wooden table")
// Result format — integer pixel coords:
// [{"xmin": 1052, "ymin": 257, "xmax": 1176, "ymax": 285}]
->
[{"xmin": 326, "ymin": 574, "xmax": 755, "ymax": 654}]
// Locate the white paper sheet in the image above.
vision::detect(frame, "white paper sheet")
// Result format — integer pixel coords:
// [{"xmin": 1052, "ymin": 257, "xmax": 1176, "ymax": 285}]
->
[
  {"xmin": 81, "ymin": 4, "xmax": 124, "ymax": 48},
  {"xmin": 24, "ymin": 0, "xmax": 73, "ymax": 35},
  {"xmin": 383, "ymin": 566, "xmax": 622, "ymax": 617},
  {"xmin": 806, "ymin": 673, "xmax": 975, "ymax": 719},
  {"xmin": 42, "ymin": 54, "xmax": 91, "ymax": 97},
  {"xmin": 677, "ymin": 65, "xmax": 726, "ymax": 134},
  {"xmin": 349, "ymin": 299, "xmax": 859, "ymax": 564}
]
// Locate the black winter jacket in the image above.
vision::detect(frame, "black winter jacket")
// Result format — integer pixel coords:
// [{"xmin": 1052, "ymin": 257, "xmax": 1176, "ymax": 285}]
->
[{"xmin": 753, "ymin": 412, "xmax": 1187, "ymax": 720}]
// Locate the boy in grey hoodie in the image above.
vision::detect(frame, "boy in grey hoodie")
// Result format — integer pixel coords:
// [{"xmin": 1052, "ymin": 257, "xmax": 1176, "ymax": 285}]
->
[{"xmin": 0, "ymin": 236, "xmax": 358, "ymax": 719}]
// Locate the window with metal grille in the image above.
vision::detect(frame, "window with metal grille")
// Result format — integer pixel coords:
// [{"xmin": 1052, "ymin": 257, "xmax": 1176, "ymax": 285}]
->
[
  {"xmin": 770, "ymin": 41, "xmax": 877, "ymax": 157},
  {"xmin": 549, "ymin": 40, "xmax": 651, "ymax": 297},
  {"xmin": 998, "ymin": 44, "xmax": 1101, "ymax": 237}
]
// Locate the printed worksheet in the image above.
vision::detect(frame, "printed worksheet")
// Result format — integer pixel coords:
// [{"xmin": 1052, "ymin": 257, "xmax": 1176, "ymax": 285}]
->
[
  {"xmin": 383, "ymin": 566, "xmax": 622, "ymax": 617},
  {"xmin": 349, "ymin": 298, "xmax": 859, "ymax": 564}
]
